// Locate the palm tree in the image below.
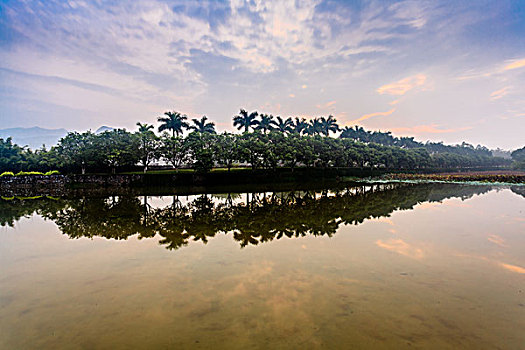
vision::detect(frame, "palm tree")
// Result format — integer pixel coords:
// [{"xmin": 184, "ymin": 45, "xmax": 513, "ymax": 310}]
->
[
  {"xmin": 319, "ymin": 115, "xmax": 340, "ymax": 136},
  {"xmin": 190, "ymin": 115, "xmax": 216, "ymax": 133},
  {"xmin": 233, "ymin": 109, "xmax": 259, "ymax": 133},
  {"xmin": 293, "ymin": 117, "xmax": 308, "ymax": 135},
  {"xmin": 136, "ymin": 122, "xmax": 156, "ymax": 173},
  {"xmin": 274, "ymin": 116, "xmax": 293, "ymax": 134},
  {"xmin": 137, "ymin": 122, "xmax": 154, "ymax": 133},
  {"xmin": 158, "ymin": 111, "xmax": 188, "ymax": 137},
  {"xmin": 305, "ymin": 118, "xmax": 322, "ymax": 136},
  {"xmin": 255, "ymin": 114, "xmax": 277, "ymax": 133},
  {"xmin": 340, "ymin": 126, "xmax": 357, "ymax": 139}
]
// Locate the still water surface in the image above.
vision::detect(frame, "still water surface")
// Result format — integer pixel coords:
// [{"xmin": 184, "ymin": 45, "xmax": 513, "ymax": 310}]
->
[{"xmin": 1, "ymin": 183, "xmax": 524, "ymax": 349}]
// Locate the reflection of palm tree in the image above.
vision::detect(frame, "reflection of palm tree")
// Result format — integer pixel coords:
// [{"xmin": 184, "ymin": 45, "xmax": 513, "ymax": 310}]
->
[
  {"xmin": 233, "ymin": 109, "xmax": 258, "ymax": 133},
  {"xmin": 26, "ymin": 184, "xmax": 493, "ymax": 252},
  {"xmin": 158, "ymin": 111, "xmax": 188, "ymax": 137}
]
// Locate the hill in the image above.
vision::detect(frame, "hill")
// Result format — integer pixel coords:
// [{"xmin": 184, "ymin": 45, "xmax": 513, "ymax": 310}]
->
[{"xmin": 0, "ymin": 127, "xmax": 68, "ymax": 150}]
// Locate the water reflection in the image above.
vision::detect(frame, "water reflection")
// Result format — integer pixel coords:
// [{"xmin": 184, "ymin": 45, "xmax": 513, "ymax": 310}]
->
[
  {"xmin": 1, "ymin": 183, "xmax": 524, "ymax": 349},
  {"xmin": 1, "ymin": 183, "xmax": 495, "ymax": 250}
]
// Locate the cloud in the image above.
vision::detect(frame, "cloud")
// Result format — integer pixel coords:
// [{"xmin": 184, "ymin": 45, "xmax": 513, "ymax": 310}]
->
[
  {"xmin": 499, "ymin": 262, "xmax": 525, "ymax": 274},
  {"xmin": 458, "ymin": 58, "xmax": 525, "ymax": 80},
  {"xmin": 504, "ymin": 58, "xmax": 525, "ymax": 71},
  {"xmin": 490, "ymin": 87, "xmax": 509, "ymax": 100},
  {"xmin": 377, "ymin": 74, "xmax": 428, "ymax": 96},
  {"xmin": 315, "ymin": 100, "xmax": 337, "ymax": 111},
  {"xmin": 389, "ymin": 99, "xmax": 401, "ymax": 106},
  {"xmin": 375, "ymin": 238, "xmax": 424, "ymax": 259},
  {"xmin": 347, "ymin": 108, "xmax": 395, "ymax": 124},
  {"xmin": 390, "ymin": 124, "xmax": 473, "ymax": 134},
  {"xmin": 487, "ymin": 234, "xmax": 506, "ymax": 247}
]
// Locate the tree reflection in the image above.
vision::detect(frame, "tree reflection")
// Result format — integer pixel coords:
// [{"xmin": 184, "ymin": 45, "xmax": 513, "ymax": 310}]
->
[{"xmin": 1, "ymin": 183, "xmax": 493, "ymax": 250}]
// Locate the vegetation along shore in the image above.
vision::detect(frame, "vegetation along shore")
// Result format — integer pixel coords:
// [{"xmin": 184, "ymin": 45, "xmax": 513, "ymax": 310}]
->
[{"xmin": 1, "ymin": 109, "xmax": 524, "ymax": 181}]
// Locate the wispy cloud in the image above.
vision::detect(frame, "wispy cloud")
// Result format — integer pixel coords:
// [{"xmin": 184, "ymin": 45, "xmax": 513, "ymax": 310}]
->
[
  {"xmin": 375, "ymin": 238, "xmax": 424, "ymax": 259},
  {"xmin": 377, "ymin": 74, "xmax": 428, "ymax": 96},
  {"xmin": 499, "ymin": 262, "xmax": 525, "ymax": 274},
  {"xmin": 490, "ymin": 87, "xmax": 510, "ymax": 100},
  {"xmin": 316, "ymin": 100, "xmax": 337, "ymax": 109},
  {"xmin": 347, "ymin": 108, "xmax": 396, "ymax": 124},
  {"xmin": 504, "ymin": 58, "xmax": 525, "ymax": 71},
  {"xmin": 487, "ymin": 234, "xmax": 507, "ymax": 247},
  {"xmin": 391, "ymin": 124, "xmax": 473, "ymax": 134}
]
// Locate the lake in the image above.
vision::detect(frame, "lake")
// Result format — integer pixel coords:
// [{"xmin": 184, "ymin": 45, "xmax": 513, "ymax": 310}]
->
[{"xmin": 1, "ymin": 183, "xmax": 524, "ymax": 349}]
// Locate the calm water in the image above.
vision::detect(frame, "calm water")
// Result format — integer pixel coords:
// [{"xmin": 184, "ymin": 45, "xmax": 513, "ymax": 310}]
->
[{"xmin": 1, "ymin": 183, "xmax": 524, "ymax": 349}]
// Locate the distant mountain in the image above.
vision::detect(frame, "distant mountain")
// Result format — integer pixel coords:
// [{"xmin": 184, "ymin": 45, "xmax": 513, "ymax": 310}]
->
[
  {"xmin": 95, "ymin": 126, "xmax": 114, "ymax": 134},
  {"xmin": 0, "ymin": 127, "xmax": 68, "ymax": 150}
]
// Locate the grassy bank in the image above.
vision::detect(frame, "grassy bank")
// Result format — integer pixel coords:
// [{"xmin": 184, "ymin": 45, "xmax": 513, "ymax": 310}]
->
[{"xmin": 383, "ymin": 171, "xmax": 525, "ymax": 184}]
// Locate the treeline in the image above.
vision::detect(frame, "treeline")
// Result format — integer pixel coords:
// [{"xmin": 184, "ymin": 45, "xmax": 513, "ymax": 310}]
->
[{"xmin": 0, "ymin": 109, "xmax": 515, "ymax": 174}]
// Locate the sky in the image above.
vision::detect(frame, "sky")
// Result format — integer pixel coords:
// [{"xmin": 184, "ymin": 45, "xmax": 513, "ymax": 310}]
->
[{"xmin": 0, "ymin": 0, "xmax": 524, "ymax": 149}]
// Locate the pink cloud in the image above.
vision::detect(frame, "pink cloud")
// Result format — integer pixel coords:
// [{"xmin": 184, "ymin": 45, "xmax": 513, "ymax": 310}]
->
[
  {"xmin": 390, "ymin": 124, "xmax": 473, "ymax": 134},
  {"xmin": 490, "ymin": 87, "xmax": 509, "ymax": 100},
  {"xmin": 499, "ymin": 262, "xmax": 525, "ymax": 274},
  {"xmin": 376, "ymin": 238, "xmax": 424, "ymax": 259},
  {"xmin": 347, "ymin": 108, "xmax": 395, "ymax": 124},
  {"xmin": 377, "ymin": 74, "xmax": 428, "ymax": 95},
  {"xmin": 504, "ymin": 58, "xmax": 525, "ymax": 71}
]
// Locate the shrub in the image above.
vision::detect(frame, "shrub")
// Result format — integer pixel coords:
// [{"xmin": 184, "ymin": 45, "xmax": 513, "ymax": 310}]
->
[
  {"xmin": 0, "ymin": 171, "xmax": 15, "ymax": 177},
  {"xmin": 15, "ymin": 171, "xmax": 44, "ymax": 176},
  {"xmin": 44, "ymin": 170, "xmax": 60, "ymax": 175}
]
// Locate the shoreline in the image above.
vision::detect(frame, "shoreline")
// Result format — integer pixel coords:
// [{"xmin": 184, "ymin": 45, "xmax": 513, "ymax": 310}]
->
[{"xmin": 1, "ymin": 169, "xmax": 523, "ymax": 197}]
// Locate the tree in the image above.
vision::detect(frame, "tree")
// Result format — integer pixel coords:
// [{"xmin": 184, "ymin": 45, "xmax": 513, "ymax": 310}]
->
[
  {"xmin": 305, "ymin": 118, "xmax": 322, "ymax": 136},
  {"xmin": 215, "ymin": 133, "xmax": 239, "ymax": 172},
  {"xmin": 160, "ymin": 134, "xmax": 190, "ymax": 171},
  {"xmin": 255, "ymin": 114, "xmax": 277, "ymax": 134},
  {"xmin": 158, "ymin": 111, "xmax": 188, "ymax": 137},
  {"xmin": 292, "ymin": 117, "xmax": 308, "ymax": 135},
  {"xmin": 189, "ymin": 115, "xmax": 216, "ymax": 134},
  {"xmin": 238, "ymin": 132, "xmax": 267, "ymax": 170},
  {"xmin": 319, "ymin": 115, "xmax": 340, "ymax": 136},
  {"xmin": 186, "ymin": 132, "xmax": 216, "ymax": 173},
  {"xmin": 233, "ymin": 109, "xmax": 258, "ymax": 133},
  {"xmin": 0, "ymin": 137, "xmax": 27, "ymax": 172},
  {"xmin": 55, "ymin": 132, "xmax": 97, "ymax": 174},
  {"xmin": 135, "ymin": 122, "xmax": 159, "ymax": 173},
  {"xmin": 97, "ymin": 129, "xmax": 138, "ymax": 174},
  {"xmin": 274, "ymin": 116, "xmax": 293, "ymax": 134},
  {"xmin": 511, "ymin": 146, "xmax": 525, "ymax": 169}
]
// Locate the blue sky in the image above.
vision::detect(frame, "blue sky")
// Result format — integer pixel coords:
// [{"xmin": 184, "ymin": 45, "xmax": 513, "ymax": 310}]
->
[{"xmin": 0, "ymin": 0, "xmax": 524, "ymax": 149}]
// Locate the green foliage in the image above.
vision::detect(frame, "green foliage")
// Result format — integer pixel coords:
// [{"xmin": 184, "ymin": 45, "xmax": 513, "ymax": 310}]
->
[
  {"xmin": 0, "ymin": 110, "xmax": 512, "ymax": 175},
  {"xmin": 0, "ymin": 137, "xmax": 27, "ymax": 172},
  {"xmin": 135, "ymin": 124, "xmax": 160, "ymax": 172},
  {"xmin": 160, "ymin": 134, "xmax": 189, "ymax": 169},
  {"xmin": 1, "ymin": 171, "xmax": 15, "ymax": 176},
  {"xmin": 511, "ymin": 147, "xmax": 525, "ymax": 169},
  {"xmin": 44, "ymin": 170, "xmax": 60, "ymax": 175},
  {"xmin": 15, "ymin": 171, "xmax": 44, "ymax": 176},
  {"xmin": 157, "ymin": 111, "xmax": 188, "ymax": 137},
  {"xmin": 186, "ymin": 132, "xmax": 216, "ymax": 173}
]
